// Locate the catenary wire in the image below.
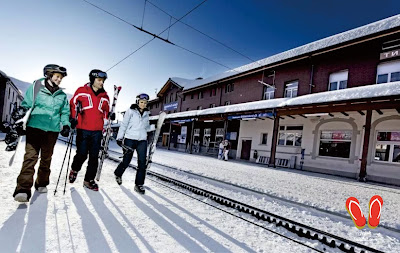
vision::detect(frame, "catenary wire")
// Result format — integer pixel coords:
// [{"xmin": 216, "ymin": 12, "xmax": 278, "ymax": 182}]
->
[{"xmin": 81, "ymin": 0, "xmax": 241, "ymax": 73}]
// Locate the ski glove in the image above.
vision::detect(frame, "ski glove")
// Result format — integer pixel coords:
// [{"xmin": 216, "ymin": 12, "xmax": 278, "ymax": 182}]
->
[
  {"xmin": 60, "ymin": 125, "xmax": 70, "ymax": 137},
  {"xmin": 69, "ymin": 118, "xmax": 78, "ymax": 129},
  {"xmin": 116, "ymin": 139, "xmax": 123, "ymax": 147},
  {"xmin": 109, "ymin": 112, "xmax": 116, "ymax": 121}
]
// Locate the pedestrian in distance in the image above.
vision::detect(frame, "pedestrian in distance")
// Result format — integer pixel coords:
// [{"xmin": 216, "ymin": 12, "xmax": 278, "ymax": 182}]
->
[
  {"xmin": 114, "ymin": 93, "xmax": 151, "ymax": 194},
  {"xmin": 13, "ymin": 64, "xmax": 71, "ymax": 202},
  {"xmin": 69, "ymin": 69, "xmax": 115, "ymax": 191},
  {"xmin": 218, "ymin": 139, "xmax": 225, "ymax": 160},
  {"xmin": 224, "ymin": 140, "xmax": 231, "ymax": 161}
]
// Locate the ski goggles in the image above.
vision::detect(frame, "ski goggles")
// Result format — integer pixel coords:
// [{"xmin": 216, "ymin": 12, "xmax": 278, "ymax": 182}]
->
[
  {"xmin": 137, "ymin": 93, "xmax": 150, "ymax": 100},
  {"xmin": 91, "ymin": 72, "xmax": 108, "ymax": 79}
]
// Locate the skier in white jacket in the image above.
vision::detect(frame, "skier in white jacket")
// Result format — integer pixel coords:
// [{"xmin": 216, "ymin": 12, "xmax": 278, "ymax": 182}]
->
[{"xmin": 114, "ymin": 93, "xmax": 150, "ymax": 194}]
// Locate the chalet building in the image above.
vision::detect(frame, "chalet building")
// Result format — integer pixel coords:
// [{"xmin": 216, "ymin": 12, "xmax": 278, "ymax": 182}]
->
[
  {"xmin": 0, "ymin": 70, "xmax": 23, "ymax": 125},
  {"xmin": 147, "ymin": 15, "xmax": 400, "ymax": 186}
]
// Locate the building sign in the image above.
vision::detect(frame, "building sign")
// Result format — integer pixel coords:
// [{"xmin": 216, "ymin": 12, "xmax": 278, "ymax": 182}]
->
[
  {"xmin": 228, "ymin": 112, "xmax": 273, "ymax": 120},
  {"xmin": 170, "ymin": 118, "xmax": 194, "ymax": 124},
  {"xmin": 380, "ymin": 49, "xmax": 400, "ymax": 60},
  {"xmin": 163, "ymin": 101, "xmax": 178, "ymax": 111}
]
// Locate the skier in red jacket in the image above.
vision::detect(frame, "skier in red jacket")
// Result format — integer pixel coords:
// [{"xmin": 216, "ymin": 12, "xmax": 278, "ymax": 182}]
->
[{"xmin": 68, "ymin": 69, "xmax": 115, "ymax": 191}]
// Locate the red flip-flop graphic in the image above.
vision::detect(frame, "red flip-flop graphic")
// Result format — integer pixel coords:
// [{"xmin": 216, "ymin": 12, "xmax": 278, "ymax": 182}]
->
[
  {"xmin": 368, "ymin": 195, "xmax": 383, "ymax": 229},
  {"xmin": 346, "ymin": 197, "xmax": 366, "ymax": 229}
]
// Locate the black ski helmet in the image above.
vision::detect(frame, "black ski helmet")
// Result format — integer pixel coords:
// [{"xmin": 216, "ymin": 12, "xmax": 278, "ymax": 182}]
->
[
  {"xmin": 89, "ymin": 69, "xmax": 107, "ymax": 84},
  {"xmin": 136, "ymin": 93, "xmax": 150, "ymax": 104},
  {"xmin": 43, "ymin": 64, "xmax": 67, "ymax": 77}
]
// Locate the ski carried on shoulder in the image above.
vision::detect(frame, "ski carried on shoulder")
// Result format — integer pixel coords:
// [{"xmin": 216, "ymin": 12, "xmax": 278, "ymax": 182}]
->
[
  {"xmin": 96, "ymin": 85, "xmax": 121, "ymax": 181},
  {"xmin": 146, "ymin": 111, "xmax": 167, "ymax": 170}
]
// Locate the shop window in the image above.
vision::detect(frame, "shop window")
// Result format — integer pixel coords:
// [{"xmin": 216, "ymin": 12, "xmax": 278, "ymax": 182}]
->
[
  {"xmin": 329, "ymin": 70, "xmax": 348, "ymax": 91},
  {"xmin": 375, "ymin": 131, "xmax": 400, "ymax": 163},
  {"xmin": 376, "ymin": 60, "xmax": 400, "ymax": 83},
  {"xmin": 319, "ymin": 130, "xmax": 352, "ymax": 158},
  {"xmin": 263, "ymin": 87, "xmax": 275, "ymax": 100},
  {"xmin": 284, "ymin": 81, "xmax": 298, "ymax": 98},
  {"xmin": 260, "ymin": 133, "xmax": 268, "ymax": 145},
  {"xmin": 278, "ymin": 125, "xmax": 302, "ymax": 146},
  {"xmin": 203, "ymin": 128, "xmax": 211, "ymax": 146},
  {"xmin": 215, "ymin": 128, "xmax": 224, "ymax": 142}
]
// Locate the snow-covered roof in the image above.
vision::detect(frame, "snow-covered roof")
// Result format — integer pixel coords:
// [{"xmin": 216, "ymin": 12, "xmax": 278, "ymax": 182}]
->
[
  {"xmin": 198, "ymin": 98, "xmax": 288, "ymax": 116},
  {"xmin": 285, "ymin": 81, "xmax": 400, "ymax": 106},
  {"xmin": 173, "ymin": 14, "xmax": 400, "ymax": 91},
  {"xmin": 149, "ymin": 81, "xmax": 400, "ymax": 121}
]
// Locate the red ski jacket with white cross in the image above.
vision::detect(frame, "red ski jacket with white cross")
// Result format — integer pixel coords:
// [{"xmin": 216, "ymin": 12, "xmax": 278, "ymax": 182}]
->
[{"xmin": 70, "ymin": 83, "xmax": 110, "ymax": 131}]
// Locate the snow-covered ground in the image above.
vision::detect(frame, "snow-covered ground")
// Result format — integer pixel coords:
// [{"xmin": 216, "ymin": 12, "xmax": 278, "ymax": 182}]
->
[{"xmin": 0, "ymin": 133, "xmax": 399, "ymax": 252}]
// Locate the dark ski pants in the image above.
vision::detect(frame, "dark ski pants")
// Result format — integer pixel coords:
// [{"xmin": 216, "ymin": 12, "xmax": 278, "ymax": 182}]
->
[
  {"xmin": 13, "ymin": 127, "xmax": 59, "ymax": 199},
  {"xmin": 71, "ymin": 129, "xmax": 102, "ymax": 182},
  {"xmin": 114, "ymin": 138, "xmax": 147, "ymax": 186}
]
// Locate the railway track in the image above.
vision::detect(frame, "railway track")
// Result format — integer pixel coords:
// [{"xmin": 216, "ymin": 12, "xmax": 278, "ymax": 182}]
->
[{"xmin": 105, "ymin": 151, "xmax": 384, "ymax": 253}]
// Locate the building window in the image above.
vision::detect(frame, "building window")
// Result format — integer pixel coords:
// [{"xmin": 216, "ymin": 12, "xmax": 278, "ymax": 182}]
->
[
  {"xmin": 210, "ymin": 103, "xmax": 215, "ymax": 108},
  {"xmin": 170, "ymin": 93, "xmax": 173, "ymax": 102},
  {"xmin": 319, "ymin": 130, "xmax": 352, "ymax": 158},
  {"xmin": 198, "ymin": 91, "xmax": 203, "ymax": 99},
  {"xmin": 263, "ymin": 87, "xmax": 275, "ymax": 100},
  {"xmin": 164, "ymin": 96, "xmax": 167, "ymax": 103},
  {"xmin": 156, "ymin": 103, "xmax": 159, "ymax": 108},
  {"xmin": 329, "ymin": 70, "xmax": 348, "ymax": 91},
  {"xmin": 376, "ymin": 60, "xmax": 400, "ymax": 84},
  {"xmin": 278, "ymin": 125, "xmax": 303, "ymax": 146},
  {"xmin": 191, "ymin": 94, "xmax": 194, "ymax": 99},
  {"xmin": 260, "ymin": 133, "xmax": 268, "ymax": 145},
  {"xmin": 197, "ymin": 106, "xmax": 202, "ymax": 110},
  {"xmin": 224, "ymin": 101, "xmax": 231, "ymax": 106},
  {"xmin": 284, "ymin": 81, "xmax": 298, "ymax": 98},
  {"xmin": 175, "ymin": 93, "xmax": 178, "ymax": 101},
  {"xmin": 374, "ymin": 131, "xmax": 400, "ymax": 163},
  {"xmin": 225, "ymin": 83, "xmax": 234, "ymax": 93},
  {"xmin": 210, "ymin": 88, "xmax": 216, "ymax": 97},
  {"xmin": 8, "ymin": 87, "xmax": 10, "ymax": 99},
  {"xmin": 183, "ymin": 95, "xmax": 186, "ymax": 101}
]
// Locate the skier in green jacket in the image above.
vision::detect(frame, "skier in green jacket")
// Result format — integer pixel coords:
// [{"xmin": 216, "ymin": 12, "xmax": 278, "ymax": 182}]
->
[{"xmin": 13, "ymin": 64, "xmax": 71, "ymax": 202}]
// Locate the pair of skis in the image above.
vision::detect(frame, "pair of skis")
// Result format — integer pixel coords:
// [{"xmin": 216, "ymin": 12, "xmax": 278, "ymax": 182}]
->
[{"xmin": 96, "ymin": 85, "xmax": 122, "ymax": 181}]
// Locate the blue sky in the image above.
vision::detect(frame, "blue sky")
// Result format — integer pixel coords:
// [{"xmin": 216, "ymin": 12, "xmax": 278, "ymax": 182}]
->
[{"xmin": 1, "ymin": 0, "xmax": 400, "ymax": 113}]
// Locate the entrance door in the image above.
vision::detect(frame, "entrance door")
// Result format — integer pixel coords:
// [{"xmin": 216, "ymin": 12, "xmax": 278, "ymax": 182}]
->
[
  {"xmin": 162, "ymin": 133, "xmax": 169, "ymax": 147},
  {"xmin": 241, "ymin": 139, "xmax": 252, "ymax": 160}
]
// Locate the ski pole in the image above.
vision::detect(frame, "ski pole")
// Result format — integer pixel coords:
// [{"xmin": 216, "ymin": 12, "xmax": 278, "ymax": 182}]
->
[
  {"xmin": 63, "ymin": 132, "xmax": 75, "ymax": 194},
  {"xmin": 54, "ymin": 101, "xmax": 82, "ymax": 196},
  {"xmin": 54, "ymin": 133, "xmax": 74, "ymax": 195}
]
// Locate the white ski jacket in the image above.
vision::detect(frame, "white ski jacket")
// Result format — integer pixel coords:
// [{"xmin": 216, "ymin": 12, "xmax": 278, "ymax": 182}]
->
[{"xmin": 117, "ymin": 104, "xmax": 150, "ymax": 141}]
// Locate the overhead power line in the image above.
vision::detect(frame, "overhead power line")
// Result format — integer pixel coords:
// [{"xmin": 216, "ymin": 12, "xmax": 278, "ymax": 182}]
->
[
  {"xmin": 146, "ymin": 0, "xmax": 260, "ymax": 65},
  {"xmin": 81, "ymin": 0, "xmax": 239, "ymax": 73}
]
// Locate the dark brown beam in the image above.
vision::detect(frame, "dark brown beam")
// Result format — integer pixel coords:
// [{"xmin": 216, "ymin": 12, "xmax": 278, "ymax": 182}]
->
[
  {"xmin": 376, "ymin": 109, "xmax": 383, "ymax": 115},
  {"xmin": 287, "ymin": 115, "xmax": 295, "ymax": 119},
  {"xmin": 299, "ymin": 114, "xmax": 307, "ymax": 118},
  {"xmin": 341, "ymin": 112, "xmax": 349, "ymax": 116},
  {"xmin": 277, "ymin": 100, "xmax": 400, "ymax": 116},
  {"xmin": 357, "ymin": 111, "xmax": 365, "ymax": 115},
  {"xmin": 328, "ymin": 113, "xmax": 334, "ymax": 117},
  {"xmin": 279, "ymin": 117, "xmax": 285, "ymax": 120},
  {"xmin": 359, "ymin": 110, "xmax": 372, "ymax": 181}
]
